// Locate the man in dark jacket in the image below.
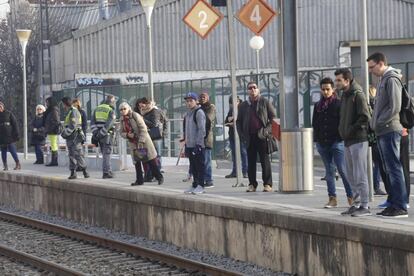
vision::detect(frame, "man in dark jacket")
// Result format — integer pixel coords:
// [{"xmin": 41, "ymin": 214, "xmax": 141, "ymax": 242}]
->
[
  {"xmin": 336, "ymin": 68, "xmax": 371, "ymax": 217},
  {"xmin": 237, "ymin": 81, "xmax": 276, "ymax": 192},
  {"xmin": 199, "ymin": 92, "xmax": 216, "ymax": 188},
  {"xmin": 43, "ymin": 96, "xmax": 61, "ymax": 167},
  {"xmin": 368, "ymin": 52, "xmax": 408, "ymax": 218},
  {"xmin": 312, "ymin": 77, "xmax": 353, "ymax": 208}
]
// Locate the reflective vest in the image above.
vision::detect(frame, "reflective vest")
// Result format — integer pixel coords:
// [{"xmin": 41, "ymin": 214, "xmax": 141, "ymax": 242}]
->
[
  {"xmin": 94, "ymin": 104, "xmax": 112, "ymax": 124},
  {"xmin": 64, "ymin": 107, "xmax": 82, "ymax": 126}
]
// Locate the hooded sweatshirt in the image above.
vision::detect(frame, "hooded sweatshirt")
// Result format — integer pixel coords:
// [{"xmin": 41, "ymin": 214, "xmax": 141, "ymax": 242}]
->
[
  {"xmin": 338, "ymin": 80, "xmax": 370, "ymax": 147},
  {"xmin": 370, "ymin": 66, "xmax": 404, "ymax": 136},
  {"xmin": 184, "ymin": 106, "xmax": 206, "ymax": 148}
]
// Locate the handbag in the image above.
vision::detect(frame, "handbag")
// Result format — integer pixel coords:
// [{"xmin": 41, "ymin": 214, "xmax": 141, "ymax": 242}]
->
[
  {"xmin": 148, "ymin": 126, "xmax": 162, "ymax": 140},
  {"xmin": 266, "ymin": 136, "xmax": 278, "ymax": 154},
  {"xmin": 133, "ymin": 144, "xmax": 149, "ymax": 162},
  {"xmin": 272, "ymin": 119, "xmax": 281, "ymax": 141}
]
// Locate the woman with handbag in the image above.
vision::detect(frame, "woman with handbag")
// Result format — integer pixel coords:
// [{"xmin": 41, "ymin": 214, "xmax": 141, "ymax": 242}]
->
[
  {"xmin": 0, "ymin": 99, "xmax": 20, "ymax": 170},
  {"xmin": 120, "ymin": 102, "xmax": 164, "ymax": 186}
]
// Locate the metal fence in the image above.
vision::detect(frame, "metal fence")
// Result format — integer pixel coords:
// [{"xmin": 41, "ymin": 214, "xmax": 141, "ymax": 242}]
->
[{"xmin": 55, "ymin": 62, "xmax": 414, "ymax": 158}]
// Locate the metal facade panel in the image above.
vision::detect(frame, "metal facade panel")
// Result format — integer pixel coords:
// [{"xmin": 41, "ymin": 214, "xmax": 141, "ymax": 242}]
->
[{"xmin": 54, "ymin": 0, "xmax": 414, "ymax": 81}]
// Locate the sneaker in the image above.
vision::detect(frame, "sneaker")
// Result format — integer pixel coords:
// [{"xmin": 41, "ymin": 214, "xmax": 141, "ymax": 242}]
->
[
  {"xmin": 347, "ymin": 197, "xmax": 353, "ymax": 206},
  {"xmin": 225, "ymin": 174, "xmax": 236, "ymax": 178},
  {"xmin": 184, "ymin": 186, "xmax": 195, "ymax": 194},
  {"xmin": 263, "ymin": 185, "xmax": 272, "ymax": 192},
  {"xmin": 192, "ymin": 185, "xmax": 205, "ymax": 194},
  {"xmin": 335, "ymin": 173, "xmax": 339, "ymax": 181},
  {"xmin": 158, "ymin": 177, "xmax": 164, "ymax": 185},
  {"xmin": 103, "ymin": 172, "xmax": 113, "ymax": 179},
  {"xmin": 407, "ymin": 204, "xmax": 410, "ymax": 209},
  {"xmin": 376, "ymin": 207, "xmax": 393, "ymax": 216},
  {"xmin": 378, "ymin": 200, "xmax": 391, "ymax": 209},
  {"xmin": 204, "ymin": 182, "xmax": 214, "ymax": 188},
  {"xmin": 351, "ymin": 206, "xmax": 371, "ymax": 217},
  {"xmin": 320, "ymin": 176, "xmax": 326, "ymax": 181},
  {"xmin": 382, "ymin": 208, "xmax": 408, "ymax": 218},
  {"xmin": 182, "ymin": 175, "xmax": 192, "ymax": 182},
  {"xmin": 246, "ymin": 185, "xmax": 256, "ymax": 192},
  {"xmin": 341, "ymin": 205, "xmax": 359, "ymax": 216},
  {"xmin": 374, "ymin": 188, "xmax": 387, "ymax": 196},
  {"xmin": 324, "ymin": 196, "xmax": 337, "ymax": 208}
]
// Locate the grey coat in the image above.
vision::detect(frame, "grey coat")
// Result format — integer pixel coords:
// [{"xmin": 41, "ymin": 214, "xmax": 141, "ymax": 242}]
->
[
  {"xmin": 120, "ymin": 111, "xmax": 157, "ymax": 162},
  {"xmin": 370, "ymin": 67, "xmax": 404, "ymax": 136}
]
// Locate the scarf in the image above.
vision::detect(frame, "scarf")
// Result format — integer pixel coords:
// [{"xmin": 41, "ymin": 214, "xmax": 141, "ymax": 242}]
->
[
  {"xmin": 316, "ymin": 94, "xmax": 336, "ymax": 113},
  {"xmin": 122, "ymin": 114, "xmax": 137, "ymax": 144}
]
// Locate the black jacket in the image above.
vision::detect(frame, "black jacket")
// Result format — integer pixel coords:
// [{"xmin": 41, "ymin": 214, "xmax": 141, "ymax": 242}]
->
[
  {"xmin": 30, "ymin": 115, "xmax": 46, "ymax": 145},
  {"xmin": 312, "ymin": 98, "xmax": 342, "ymax": 145},
  {"xmin": 236, "ymin": 96, "xmax": 276, "ymax": 147},
  {"xmin": 43, "ymin": 104, "xmax": 61, "ymax": 135},
  {"xmin": 142, "ymin": 108, "xmax": 167, "ymax": 139},
  {"xmin": 0, "ymin": 110, "xmax": 19, "ymax": 145}
]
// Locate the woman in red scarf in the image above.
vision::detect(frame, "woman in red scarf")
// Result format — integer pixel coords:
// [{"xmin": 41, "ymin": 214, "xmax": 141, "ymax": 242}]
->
[{"xmin": 119, "ymin": 102, "xmax": 163, "ymax": 186}]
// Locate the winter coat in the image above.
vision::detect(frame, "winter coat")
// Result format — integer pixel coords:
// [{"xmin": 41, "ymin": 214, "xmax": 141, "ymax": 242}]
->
[
  {"xmin": 142, "ymin": 107, "xmax": 166, "ymax": 140},
  {"xmin": 236, "ymin": 96, "xmax": 276, "ymax": 147},
  {"xmin": 120, "ymin": 111, "xmax": 157, "ymax": 162},
  {"xmin": 338, "ymin": 81, "xmax": 370, "ymax": 147},
  {"xmin": 43, "ymin": 106, "xmax": 61, "ymax": 135},
  {"xmin": 0, "ymin": 109, "xmax": 19, "ymax": 145},
  {"xmin": 30, "ymin": 114, "xmax": 46, "ymax": 145},
  {"xmin": 312, "ymin": 97, "xmax": 343, "ymax": 145},
  {"xmin": 201, "ymin": 102, "xmax": 216, "ymax": 149},
  {"xmin": 370, "ymin": 67, "xmax": 404, "ymax": 136}
]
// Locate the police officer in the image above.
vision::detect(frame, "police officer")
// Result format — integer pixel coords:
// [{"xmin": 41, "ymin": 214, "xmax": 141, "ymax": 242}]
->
[
  {"xmin": 91, "ymin": 95, "xmax": 116, "ymax": 179},
  {"xmin": 61, "ymin": 97, "xmax": 89, "ymax": 180}
]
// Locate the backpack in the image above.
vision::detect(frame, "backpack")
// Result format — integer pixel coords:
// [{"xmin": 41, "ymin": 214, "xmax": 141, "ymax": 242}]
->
[
  {"xmin": 390, "ymin": 77, "xmax": 414, "ymax": 129},
  {"xmin": 193, "ymin": 107, "xmax": 211, "ymax": 139}
]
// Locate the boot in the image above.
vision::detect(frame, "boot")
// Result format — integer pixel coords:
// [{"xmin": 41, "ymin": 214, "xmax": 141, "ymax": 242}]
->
[
  {"xmin": 132, "ymin": 163, "xmax": 143, "ymax": 186},
  {"xmin": 13, "ymin": 161, "xmax": 21, "ymax": 170},
  {"xmin": 46, "ymin": 151, "xmax": 58, "ymax": 167},
  {"xmin": 3, "ymin": 163, "xmax": 8, "ymax": 171},
  {"xmin": 82, "ymin": 169, "xmax": 90, "ymax": 178},
  {"xmin": 68, "ymin": 170, "xmax": 77, "ymax": 179},
  {"xmin": 38, "ymin": 156, "xmax": 44, "ymax": 165}
]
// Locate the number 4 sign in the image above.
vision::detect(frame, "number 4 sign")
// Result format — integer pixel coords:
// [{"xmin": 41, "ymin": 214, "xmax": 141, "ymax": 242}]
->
[
  {"xmin": 237, "ymin": 0, "xmax": 278, "ymax": 35},
  {"xmin": 183, "ymin": 0, "xmax": 224, "ymax": 39}
]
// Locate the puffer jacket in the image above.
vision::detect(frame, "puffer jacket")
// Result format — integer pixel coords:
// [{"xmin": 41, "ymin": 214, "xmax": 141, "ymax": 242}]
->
[
  {"xmin": 0, "ymin": 109, "xmax": 19, "ymax": 145},
  {"xmin": 43, "ymin": 97, "xmax": 61, "ymax": 135},
  {"xmin": 338, "ymin": 81, "xmax": 370, "ymax": 147},
  {"xmin": 30, "ymin": 114, "xmax": 46, "ymax": 145}
]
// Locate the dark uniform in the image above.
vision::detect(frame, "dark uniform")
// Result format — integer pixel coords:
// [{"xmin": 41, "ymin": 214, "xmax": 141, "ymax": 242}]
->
[
  {"xmin": 62, "ymin": 106, "xmax": 89, "ymax": 179},
  {"xmin": 91, "ymin": 102, "xmax": 116, "ymax": 178}
]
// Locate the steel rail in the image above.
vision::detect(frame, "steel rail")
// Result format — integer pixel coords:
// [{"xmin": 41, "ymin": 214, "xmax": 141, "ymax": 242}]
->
[
  {"xmin": 0, "ymin": 243, "xmax": 86, "ymax": 276},
  {"xmin": 0, "ymin": 211, "xmax": 241, "ymax": 276}
]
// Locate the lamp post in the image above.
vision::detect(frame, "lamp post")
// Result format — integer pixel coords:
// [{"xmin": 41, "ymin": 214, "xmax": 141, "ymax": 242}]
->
[
  {"xmin": 249, "ymin": 35, "xmax": 264, "ymax": 80},
  {"xmin": 140, "ymin": 0, "xmax": 156, "ymax": 100},
  {"xmin": 16, "ymin": 29, "xmax": 32, "ymax": 160}
]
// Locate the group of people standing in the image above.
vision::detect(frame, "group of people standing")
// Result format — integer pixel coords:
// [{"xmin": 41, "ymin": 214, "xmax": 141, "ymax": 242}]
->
[{"xmin": 313, "ymin": 52, "xmax": 410, "ymax": 218}]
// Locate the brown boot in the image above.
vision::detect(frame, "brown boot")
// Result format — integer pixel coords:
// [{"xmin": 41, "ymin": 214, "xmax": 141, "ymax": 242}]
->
[
  {"xmin": 324, "ymin": 196, "xmax": 337, "ymax": 208},
  {"xmin": 13, "ymin": 161, "xmax": 21, "ymax": 170}
]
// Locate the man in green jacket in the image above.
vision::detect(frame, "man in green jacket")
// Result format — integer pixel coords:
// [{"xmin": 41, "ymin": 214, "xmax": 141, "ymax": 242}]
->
[{"xmin": 335, "ymin": 68, "xmax": 371, "ymax": 217}]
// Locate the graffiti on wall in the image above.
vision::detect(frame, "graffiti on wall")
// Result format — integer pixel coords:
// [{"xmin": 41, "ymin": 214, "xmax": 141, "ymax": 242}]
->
[{"xmin": 77, "ymin": 77, "xmax": 121, "ymax": 87}]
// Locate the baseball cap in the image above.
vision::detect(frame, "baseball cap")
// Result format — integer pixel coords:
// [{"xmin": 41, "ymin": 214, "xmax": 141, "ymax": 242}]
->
[{"xmin": 184, "ymin": 92, "xmax": 198, "ymax": 101}]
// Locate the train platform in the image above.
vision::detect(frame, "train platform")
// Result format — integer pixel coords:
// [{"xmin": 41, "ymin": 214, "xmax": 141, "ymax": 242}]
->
[{"xmin": 0, "ymin": 154, "xmax": 414, "ymax": 275}]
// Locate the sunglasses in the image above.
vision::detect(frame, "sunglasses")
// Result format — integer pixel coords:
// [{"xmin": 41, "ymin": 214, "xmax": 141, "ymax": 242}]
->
[
  {"xmin": 248, "ymin": 86, "xmax": 257, "ymax": 90},
  {"xmin": 119, "ymin": 108, "xmax": 127, "ymax": 111}
]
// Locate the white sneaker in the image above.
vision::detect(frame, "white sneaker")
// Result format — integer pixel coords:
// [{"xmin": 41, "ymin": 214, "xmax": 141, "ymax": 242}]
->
[
  {"xmin": 184, "ymin": 186, "xmax": 195, "ymax": 194},
  {"xmin": 192, "ymin": 185, "xmax": 205, "ymax": 194}
]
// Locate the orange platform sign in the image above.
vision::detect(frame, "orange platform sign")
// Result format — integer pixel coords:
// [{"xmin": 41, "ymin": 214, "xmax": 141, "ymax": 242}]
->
[{"xmin": 237, "ymin": 0, "xmax": 277, "ymax": 35}]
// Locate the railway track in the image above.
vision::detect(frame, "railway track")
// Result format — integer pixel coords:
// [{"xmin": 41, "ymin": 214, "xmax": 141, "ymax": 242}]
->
[{"xmin": 0, "ymin": 211, "xmax": 241, "ymax": 276}]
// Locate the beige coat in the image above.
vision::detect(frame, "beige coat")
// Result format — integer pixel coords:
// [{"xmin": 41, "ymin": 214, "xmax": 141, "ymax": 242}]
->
[{"xmin": 120, "ymin": 111, "xmax": 157, "ymax": 162}]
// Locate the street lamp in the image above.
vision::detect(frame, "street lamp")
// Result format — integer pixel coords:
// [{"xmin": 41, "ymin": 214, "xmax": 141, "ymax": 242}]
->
[
  {"xmin": 140, "ymin": 0, "xmax": 156, "ymax": 100},
  {"xmin": 249, "ymin": 35, "xmax": 264, "ymax": 79},
  {"xmin": 16, "ymin": 29, "xmax": 32, "ymax": 160}
]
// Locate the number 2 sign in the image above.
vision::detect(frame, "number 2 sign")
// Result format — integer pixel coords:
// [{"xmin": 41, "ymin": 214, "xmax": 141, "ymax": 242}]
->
[
  {"xmin": 237, "ymin": 0, "xmax": 277, "ymax": 35},
  {"xmin": 183, "ymin": 0, "xmax": 224, "ymax": 40}
]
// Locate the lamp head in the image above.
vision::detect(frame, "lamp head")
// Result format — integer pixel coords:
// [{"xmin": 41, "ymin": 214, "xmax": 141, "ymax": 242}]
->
[
  {"xmin": 140, "ymin": 0, "xmax": 156, "ymax": 26},
  {"xmin": 249, "ymin": 35, "xmax": 264, "ymax": 51},
  {"xmin": 16, "ymin": 29, "xmax": 32, "ymax": 43},
  {"xmin": 140, "ymin": 0, "xmax": 156, "ymax": 7}
]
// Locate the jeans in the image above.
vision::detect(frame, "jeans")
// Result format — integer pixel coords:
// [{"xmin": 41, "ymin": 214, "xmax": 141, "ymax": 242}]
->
[
  {"xmin": 247, "ymin": 134, "xmax": 272, "ymax": 187},
  {"xmin": 230, "ymin": 137, "xmax": 248, "ymax": 174},
  {"xmin": 34, "ymin": 144, "xmax": 44, "ymax": 161},
  {"xmin": 1, "ymin": 143, "xmax": 19, "ymax": 165},
  {"xmin": 204, "ymin": 148, "xmax": 212, "ymax": 183},
  {"xmin": 377, "ymin": 131, "xmax": 407, "ymax": 210},
  {"xmin": 316, "ymin": 142, "xmax": 353, "ymax": 198},
  {"xmin": 186, "ymin": 147, "xmax": 205, "ymax": 188},
  {"xmin": 400, "ymin": 135, "xmax": 410, "ymax": 203},
  {"xmin": 371, "ymin": 144, "xmax": 382, "ymax": 190}
]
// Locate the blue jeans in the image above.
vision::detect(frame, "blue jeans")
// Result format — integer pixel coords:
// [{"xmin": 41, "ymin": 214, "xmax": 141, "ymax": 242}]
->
[
  {"xmin": 316, "ymin": 142, "xmax": 353, "ymax": 198},
  {"xmin": 1, "ymin": 143, "xmax": 19, "ymax": 165},
  {"xmin": 377, "ymin": 131, "xmax": 407, "ymax": 210},
  {"xmin": 34, "ymin": 144, "xmax": 44, "ymax": 161},
  {"xmin": 230, "ymin": 137, "xmax": 247, "ymax": 174},
  {"xmin": 204, "ymin": 148, "xmax": 212, "ymax": 183}
]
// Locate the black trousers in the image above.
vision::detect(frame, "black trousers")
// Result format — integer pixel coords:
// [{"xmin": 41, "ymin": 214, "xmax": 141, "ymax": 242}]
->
[
  {"xmin": 186, "ymin": 147, "xmax": 205, "ymax": 188},
  {"xmin": 247, "ymin": 134, "xmax": 272, "ymax": 187},
  {"xmin": 135, "ymin": 158, "xmax": 162, "ymax": 184}
]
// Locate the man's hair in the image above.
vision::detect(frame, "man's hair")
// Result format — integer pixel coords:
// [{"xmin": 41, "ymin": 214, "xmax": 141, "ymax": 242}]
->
[
  {"xmin": 247, "ymin": 81, "xmax": 257, "ymax": 87},
  {"xmin": 320, "ymin": 77, "xmax": 334, "ymax": 88},
  {"xmin": 334, "ymin": 68, "xmax": 353, "ymax": 81},
  {"xmin": 367, "ymin": 52, "xmax": 387, "ymax": 65},
  {"xmin": 61, "ymin": 96, "xmax": 72, "ymax": 106},
  {"xmin": 105, "ymin": 95, "xmax": 115, "ymax": 105}
]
